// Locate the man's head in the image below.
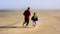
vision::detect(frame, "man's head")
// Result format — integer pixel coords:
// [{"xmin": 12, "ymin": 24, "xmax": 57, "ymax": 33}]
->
[{"xmin": 27, "ymin": 7, "xmax": 30, "ymax": 10}]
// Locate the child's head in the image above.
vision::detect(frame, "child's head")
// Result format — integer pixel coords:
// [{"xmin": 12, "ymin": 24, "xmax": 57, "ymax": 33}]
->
[{"xmin": 34, "ymin": 12, "xmax": 36, "ymax": 15}]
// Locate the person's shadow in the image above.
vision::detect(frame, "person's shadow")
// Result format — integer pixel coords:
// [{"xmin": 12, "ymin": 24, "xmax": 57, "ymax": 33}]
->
[
  {"xmin": 0, "ymin": 26, "xmax": 34, "ymax": 32},
  {"xmin": 0, "ymin": 26, "xmax": 33, "ymax": 28}
]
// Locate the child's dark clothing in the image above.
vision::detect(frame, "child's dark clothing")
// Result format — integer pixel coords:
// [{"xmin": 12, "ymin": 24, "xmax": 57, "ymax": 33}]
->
[
  {"xmin": 31, "ymin": 15, "xmax": 38, "ymax": 26},
  {"xmin": 31, "ymin": 16, "xmax": 38, "ymax": 21}
]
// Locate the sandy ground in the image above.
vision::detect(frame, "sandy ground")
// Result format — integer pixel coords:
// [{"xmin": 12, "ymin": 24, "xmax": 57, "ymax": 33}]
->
[{"xmin": 0, "ymin": 10, "xmax": 60, "ymax": 34}]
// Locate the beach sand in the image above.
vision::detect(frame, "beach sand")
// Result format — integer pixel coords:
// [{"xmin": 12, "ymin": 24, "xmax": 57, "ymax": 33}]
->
[{"xmin": 0, "ymin": 10, "xmax": 60, "ymax": 34}]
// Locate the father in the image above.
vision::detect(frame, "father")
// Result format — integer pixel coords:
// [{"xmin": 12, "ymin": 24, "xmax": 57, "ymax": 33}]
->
[{"xmin": 23, "ymin": 7, "xmax": 31, "ymax": 26}]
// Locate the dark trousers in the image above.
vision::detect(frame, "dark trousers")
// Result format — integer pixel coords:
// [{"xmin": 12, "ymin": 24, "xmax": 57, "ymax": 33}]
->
[{"xmin": 23, "ymin": 18, "xmax": 29, "ymax": 26}]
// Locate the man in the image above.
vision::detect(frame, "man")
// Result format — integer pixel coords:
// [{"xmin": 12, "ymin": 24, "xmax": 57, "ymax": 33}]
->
[{"xmin": 23, "ymin": 7, "xmax": 31, "ymax": 26}]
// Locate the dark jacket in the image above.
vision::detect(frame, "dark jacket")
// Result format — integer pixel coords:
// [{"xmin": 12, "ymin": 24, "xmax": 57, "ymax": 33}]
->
[
  {"xmin": 23, "ymin": 10, "xmax": 31, "ymax": 19},
  {"xmin": 31, "ymin": 16, "xmax": 38, "ymax": 21}
]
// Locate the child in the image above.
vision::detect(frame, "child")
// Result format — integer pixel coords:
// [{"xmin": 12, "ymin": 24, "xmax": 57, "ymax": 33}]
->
[{"xmin": 31, "ymin": 13, "xmax": 38, "ymax": 27}]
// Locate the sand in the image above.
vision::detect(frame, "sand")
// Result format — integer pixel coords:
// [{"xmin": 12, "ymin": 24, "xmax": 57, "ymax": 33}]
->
[{"xmin": 0, "ymin": 10, "xmax": 60, "ymax": 34}]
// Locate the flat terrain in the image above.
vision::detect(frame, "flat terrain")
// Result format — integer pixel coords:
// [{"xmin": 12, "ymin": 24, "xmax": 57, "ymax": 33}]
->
[{"xmin": 0, "ymin": 10, "xmax": 60, "ymax": 34}]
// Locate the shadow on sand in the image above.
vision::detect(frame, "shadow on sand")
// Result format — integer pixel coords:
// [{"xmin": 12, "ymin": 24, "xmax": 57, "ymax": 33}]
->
[
  {"xmin": 0, "ymin": 26, "xmax": 33, "ymax": 28},
  {"xmin": 0, "ymin": 26, "xmax": 34, "ymax": 32}
]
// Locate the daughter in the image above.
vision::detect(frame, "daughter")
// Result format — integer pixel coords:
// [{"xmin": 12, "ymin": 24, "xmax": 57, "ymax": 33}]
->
[{"xmin": 31, "ymin": 13, "xmax": 38, "ymax": 27}]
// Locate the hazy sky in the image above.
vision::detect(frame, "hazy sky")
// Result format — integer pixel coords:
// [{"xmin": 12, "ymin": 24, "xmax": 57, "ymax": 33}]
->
[{"xmin": 0, "ymin": 0, "xmax": 60, "ymax": 9}]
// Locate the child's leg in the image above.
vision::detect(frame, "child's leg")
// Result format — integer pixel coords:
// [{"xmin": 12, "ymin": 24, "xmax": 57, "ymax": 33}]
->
[
  {"xmin": 33, "ymin": 21, "xmax": 36, "ymax": 24},
  {"xmin": 33, "ymin": 21, "xmax": 36, "ymax": 26},
  {"xmin": 35, "ymin": 21, "xmax": 36, "ymax": 25}
]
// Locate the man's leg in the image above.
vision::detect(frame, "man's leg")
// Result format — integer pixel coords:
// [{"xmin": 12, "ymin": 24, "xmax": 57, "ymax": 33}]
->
[
  {"xmin": 26, "ymin": 19, "xmax": 29, "ymax": 26},
  {"xmin": 23, "ymin": 22, "xmax": 26, "ymax": 26},
  {"xmin": 23, "ymin": 18, "xmax": 26, "ymax": 26}
]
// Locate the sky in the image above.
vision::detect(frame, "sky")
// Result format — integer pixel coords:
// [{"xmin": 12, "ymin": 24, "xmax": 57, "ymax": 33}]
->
[{"xmin": 0, "ymin": 0, "xmax": 60, "ymax": 10}]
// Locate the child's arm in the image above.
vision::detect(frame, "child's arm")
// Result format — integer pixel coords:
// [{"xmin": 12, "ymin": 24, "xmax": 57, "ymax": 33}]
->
[
  {"xmin": 31, "ymin": 16, "xmax": 34, "ymax": 20},
  {"xmin": 36, "ymin": 16, "xmax": 38, "ymax": 21}
]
